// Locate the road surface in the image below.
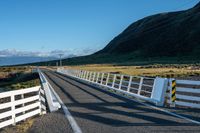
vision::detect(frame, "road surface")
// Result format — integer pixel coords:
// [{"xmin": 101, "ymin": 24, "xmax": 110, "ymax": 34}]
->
[{"xmin": 30, "ymin": 70, "xmax": 200, "ymax": 133}]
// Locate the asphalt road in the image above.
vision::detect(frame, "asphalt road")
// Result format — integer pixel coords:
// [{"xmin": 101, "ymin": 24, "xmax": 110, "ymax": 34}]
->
[{"xmin": 40, "ymin": 70, "xmax": 200, "ymax": 133}]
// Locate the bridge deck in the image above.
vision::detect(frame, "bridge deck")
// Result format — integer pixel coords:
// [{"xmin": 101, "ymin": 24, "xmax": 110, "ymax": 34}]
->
[{"xmin": 36, "ymin": 70, "xmax": 200, "ymax": 133}]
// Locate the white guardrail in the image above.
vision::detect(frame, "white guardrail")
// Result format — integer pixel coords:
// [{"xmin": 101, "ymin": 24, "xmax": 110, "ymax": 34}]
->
[
  {"xmin": 167, "ymin": 79, "xmax": 200, "ymax": 108},
  {"xmin": 57, "ymin": 68, "xmax": 168, "ymax": 106},
  {"xmin": 0, "ymin": 86, "xmax": 46, "ymax": 129},
  {"xmin": 37, "ymin": 69, "xmax": 61, "ymax": 112},
  {"xmin": 57, "ymin": 68, "xmax": 200, "ymax": 109},
  {"xmin": 0, "ymin": 68, "xmax": 61, "ymax": 129}
]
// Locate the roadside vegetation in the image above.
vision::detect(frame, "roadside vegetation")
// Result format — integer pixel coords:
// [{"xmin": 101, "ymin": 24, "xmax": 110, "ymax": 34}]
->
[
  {"xmin": 0, "ymin": 66, "xmax": 40, "ymax": 91},
  {"xmin": 66, "ymin": 64, "xmax": 200, "ymax": 78},
  {"xmin": 1, "ymin": 118, "xmax": 35, "ymax": 133}
]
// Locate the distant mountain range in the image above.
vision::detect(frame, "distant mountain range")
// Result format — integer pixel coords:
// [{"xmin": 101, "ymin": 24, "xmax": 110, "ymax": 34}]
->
[{"xmin": 0, "ymin": 56, "xmax": 57, "ymax": 66}]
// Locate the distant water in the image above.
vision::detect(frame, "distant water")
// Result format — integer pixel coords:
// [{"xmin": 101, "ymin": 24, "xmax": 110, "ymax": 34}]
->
[{"xmin": 0, "ymin": 56, "xmax": 57, "ymax": 66}]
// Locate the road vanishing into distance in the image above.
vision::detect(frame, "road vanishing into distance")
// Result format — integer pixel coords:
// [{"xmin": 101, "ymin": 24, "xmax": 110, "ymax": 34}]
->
[{"xmin": 29, "ymin": 70, "xmax": 200, "ymax": 133}]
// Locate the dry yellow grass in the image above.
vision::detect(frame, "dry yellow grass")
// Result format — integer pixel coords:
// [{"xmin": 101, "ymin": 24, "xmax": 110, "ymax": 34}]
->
[
  {"xmin": 63, "ymin": 64, "xmax": 200, "ymax": 77},
  {"xmin": 2, "ymin": 118, "xmax": 35, "ymax": 133},
  {"xmin": 0, "ymin": 66, "xmax": 32, "ymax": 78},
  {"xmin": 15, "ymin": 118, "xmax": 35, "ymax": 133}
]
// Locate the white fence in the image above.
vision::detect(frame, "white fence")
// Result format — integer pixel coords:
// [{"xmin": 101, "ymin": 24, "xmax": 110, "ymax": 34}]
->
[
  {"xmin": 57, "ymin": 68, "xmax": 168, "ymax": 106},
  {"xmin": 167, "ymin": 79, "xmax": 200, "ymax": 108},
  {"xmin": 57, "ymin": 68, "xmax": 200, "ymax": 109},
  {"xmin": 0, "ymin": 86, "xmax": 46, "ymax": 129}
]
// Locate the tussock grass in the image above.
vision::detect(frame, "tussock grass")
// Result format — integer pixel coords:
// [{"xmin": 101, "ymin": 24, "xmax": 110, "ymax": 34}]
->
[
  {"xmin": 0, "ymin": 66, "xmax": 39, "ymax": 91},
  {"xmin": 65, "ymin": 64, "xmax": 200, "ymax": 78}
]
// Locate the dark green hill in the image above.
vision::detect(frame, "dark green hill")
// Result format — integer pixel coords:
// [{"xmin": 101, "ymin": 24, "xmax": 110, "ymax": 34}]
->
[{"xmin": 95, "ymin": 2, "xmax": 200, "ymax": 57}]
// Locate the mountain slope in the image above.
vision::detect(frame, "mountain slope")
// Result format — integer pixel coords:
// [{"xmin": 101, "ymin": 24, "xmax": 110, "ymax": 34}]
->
[{"xmin": 95, "ymin": 2, "xmax": 200, "ymax": 57}]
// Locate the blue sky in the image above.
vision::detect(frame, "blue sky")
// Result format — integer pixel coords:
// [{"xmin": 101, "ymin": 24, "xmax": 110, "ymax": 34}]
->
[{"xmin": 0, "ymin": 0, "xmax": 199, "ymax": 57}]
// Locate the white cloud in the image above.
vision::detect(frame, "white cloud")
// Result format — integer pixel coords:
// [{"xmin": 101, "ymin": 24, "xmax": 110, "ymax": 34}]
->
[{"xmin": 0, "ymin": 48, "xmax": 99, "ymax": 58}]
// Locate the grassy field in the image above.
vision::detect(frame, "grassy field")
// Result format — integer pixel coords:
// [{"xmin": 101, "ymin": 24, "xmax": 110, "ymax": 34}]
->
[
  {"xmin": 0, "ymin": 66, "xmax": 40, "ymax": 91},
  {"xmin": 65, "ymin": 64, "xmax": 200, "ymax": 78},
  {"xmin": 0, "ymin": 66, "xmax": 31, "ymax": 79}
]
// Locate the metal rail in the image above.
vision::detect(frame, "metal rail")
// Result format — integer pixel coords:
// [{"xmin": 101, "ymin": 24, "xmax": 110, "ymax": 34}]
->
[{"xmin": 38, "ymin": 69, "xmax": 61, "ymax": 112}]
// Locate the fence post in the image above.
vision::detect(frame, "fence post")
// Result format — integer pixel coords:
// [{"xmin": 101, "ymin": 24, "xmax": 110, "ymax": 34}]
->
[
  {"xmin": 93, "ymin": 72, "xmax": 96, "ymax": 82},
  {"xmin": 85, "ymin": 71, "xmax": 88, "ymax": 80},
  {"xmin": 106, "ymin": 73, "xmax": 110, "ymax": 86},
  {"xmin": 127, "ymin": 76, "xmax": 133, "ymax": 92},
  {"xmin": 83, "ymin": 71, "xmax": 86, "ymax": 79},
  {"xmin": 119, "ymin": 75, "xmax": 124, "ymax": 89},
  {"xmin": 89, "ymin": 72, "xmax": 92, "ymax": 81},
  {"xmin": 170, "ymin": 78, "xmax": 176, "ymax": 107},
  {"xmin": 96, "ymin": 72, "xmax": 100, "ymax": 83},
  {"xmin": 112, "ymin": 74, "xmax": 116, "ymax": 88},
  {"xmin": 21, "ymin": 94, "xmax": 25, "ymax": 118},
  {"xmin": 38, "ymin": 88, "xmax": 42, "ymax": 115},
  {"xmin": 138, "ymin": 77, "xmax": 144, "ymax": 95},
  {"xmin": 11, "ymin": 94, "xmax": 16, "ymax": 125},
  {"xmin": 100, "ymin": 73, "xmax": 104, "ymax": 84}
]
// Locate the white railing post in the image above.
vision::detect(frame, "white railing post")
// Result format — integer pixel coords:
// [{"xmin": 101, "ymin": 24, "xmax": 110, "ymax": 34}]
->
[
  {"xmin": 11, "ymin": 94, "xmax": 16, "ymax": 125},
  {"xmin": 90, "ymin": 72, "xmax": 93, "ymax": 81},
  {"xmin": 112, "ymin": 74, "xmax": 116, "ymax": 88},
  {"xmin": 119, "ymin": 75, "xmax": 124, "ymax": 89},
  {"xmin": 21, "ymin": 94, "xmax": 25, "ymax": 116},
  {"xmin": 96, "ymin": 72, "xmax": 100, "ymax": 83},
  {"xmin": 89, "ymin": 72, "xmax": 92, "ymax": 81},
  {"xmin": 92, "ymin": 72, "xmax": 96, "ymax": 82},
  {"xmin": 100, "ymin": 73, "xmax": 104, "ymax": 84},
  {"xmin": 83, "ymin": 71, "xmax": 86, "ymax": 79},
  {"xmin": 106, "ymin": 73, "xmax": 110, "ymax": 86},
  {"xmin": 127, "ymin": 76, "xmax": 133, "ymax": 92},
  {"xmin": 38, "ymin": 88, "xmax": 42, "ymax": 115},
  {"xmin": 138, "ymin": 77, "xmax": 144, "ymax": 95},
  {"xmin": 86, "ymin": 71, "xmax": 89, "ymax": 80}
]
